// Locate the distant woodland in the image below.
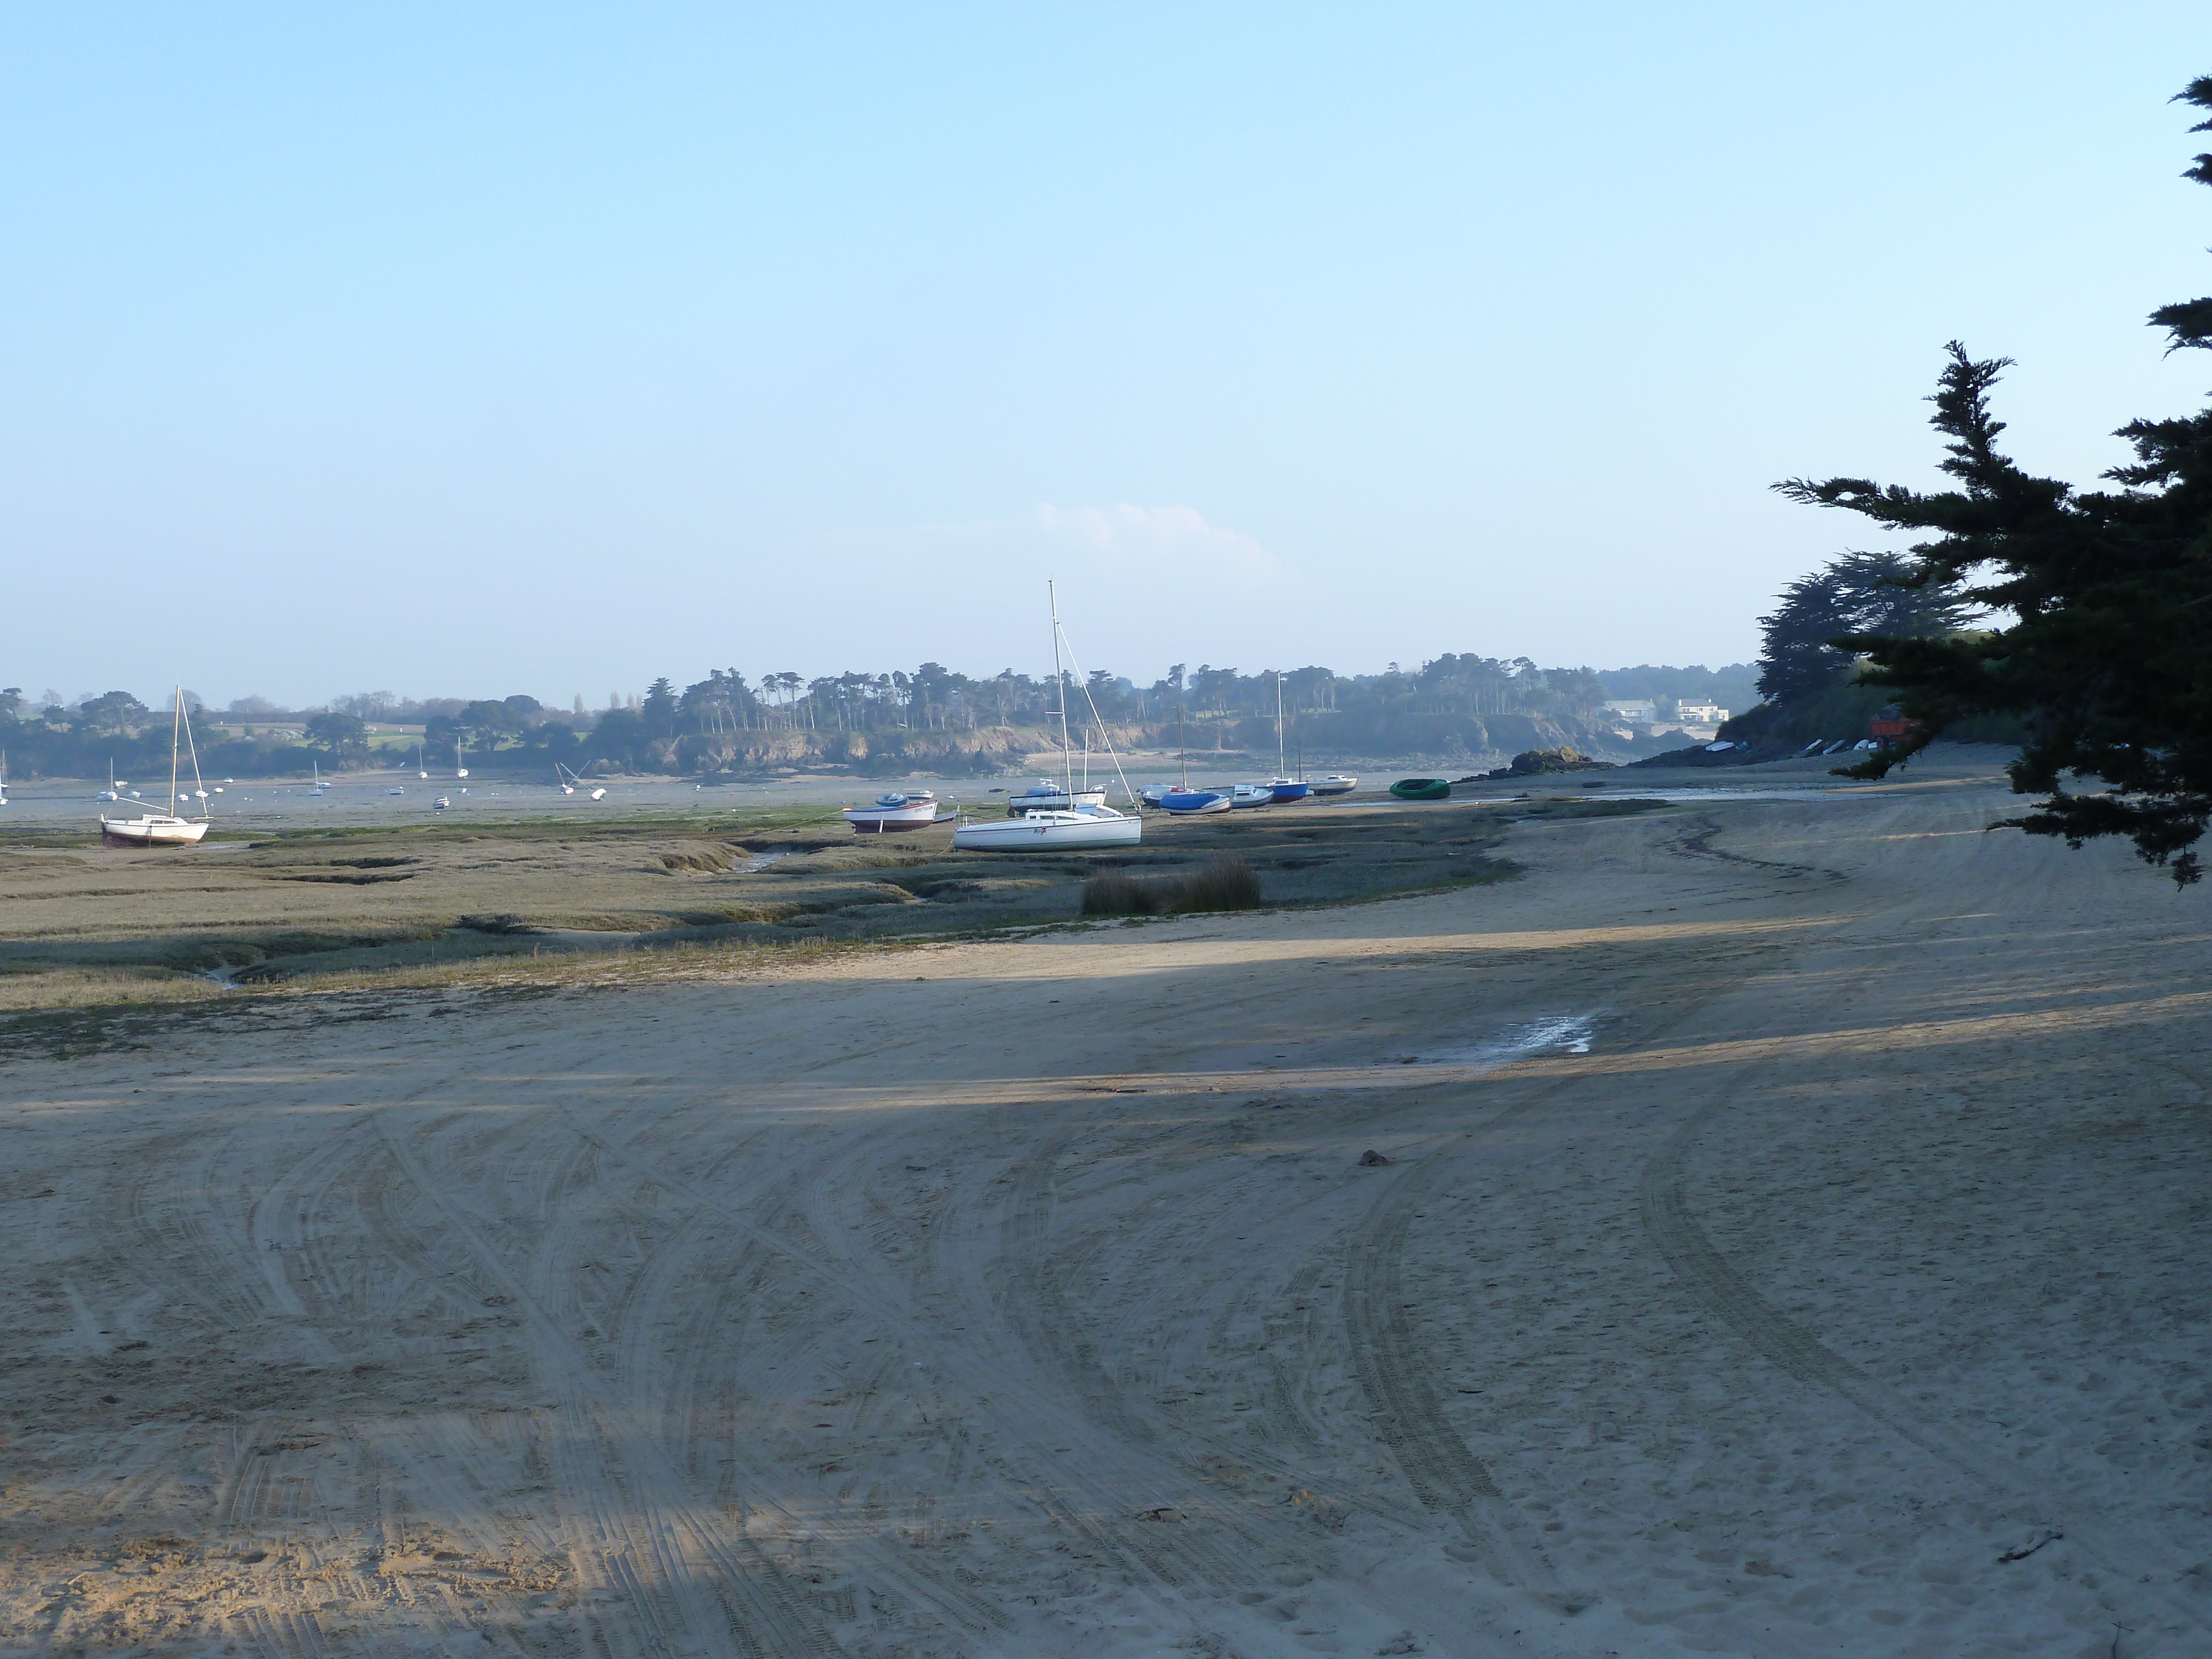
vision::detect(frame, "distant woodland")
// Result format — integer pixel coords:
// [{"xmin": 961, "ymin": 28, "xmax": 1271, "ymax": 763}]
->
[{"xmin": 0, "ymin": 659, "xmax": 1756, "ymax": 780}]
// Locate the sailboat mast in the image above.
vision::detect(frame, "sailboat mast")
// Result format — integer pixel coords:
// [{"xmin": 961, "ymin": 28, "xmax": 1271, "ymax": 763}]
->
[
  {"xmin": 169, "ymin": 687, "xmax": 181, "ymax": 816},
  {"xmin": 1275, "ymin": 671, "xmax": 1285, "ymax": 778},
  {"xmin": 1177, "ymin": 700, "xmax": 1187, "ymax": 790},
  {"xmin": 1050, "ymin": 580, "xmax": 1073, "ymax": 805}
]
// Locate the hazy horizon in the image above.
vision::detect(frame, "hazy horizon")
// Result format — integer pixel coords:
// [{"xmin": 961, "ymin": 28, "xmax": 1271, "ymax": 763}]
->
[{"xmin": 8, "ymin": 6, "xmax": 2207, "ymax": 707}]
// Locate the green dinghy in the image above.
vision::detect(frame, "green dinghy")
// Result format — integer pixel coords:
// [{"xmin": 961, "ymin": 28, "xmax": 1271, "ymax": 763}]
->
[{"xmin": 1388, "ymin": 777, "xmax": 1452, "ymax": 801}]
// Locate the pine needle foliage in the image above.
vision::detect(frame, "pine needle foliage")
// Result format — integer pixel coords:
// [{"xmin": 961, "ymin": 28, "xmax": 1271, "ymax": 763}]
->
[{"xmin": 1775, "ymin": 76, "xmax": 2212, "ymax": 886}]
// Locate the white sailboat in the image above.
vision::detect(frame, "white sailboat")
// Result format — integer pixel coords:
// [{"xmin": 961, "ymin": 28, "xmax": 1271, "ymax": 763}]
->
[
  {"xmin": 456, "ymin": 737, "xmax": 468, "ymax": 780},
  {"xmin": 97, "ymin": 759, "xmax": 121, "ymax": 802},
  {"xmin": 417, "ymin": 741, "xmax": 429, "ymax": 780},
  {"xmin": 309, "ymin": 760, "xmax": 330, "ymax": 794},
  {"xmin": 954, "ymin": 583, "xmax": 1140, "ymax": 851},
  {"xmin": 556, "ymin": 762, "xmax": 606, "ymax": 800},
  {"xmin": 0, "ymin": 751, "xmax": 8, "ymax": 806},
  {"xmin": 99, "ymin": 689, "xmax": 211, "ymax": 848}
]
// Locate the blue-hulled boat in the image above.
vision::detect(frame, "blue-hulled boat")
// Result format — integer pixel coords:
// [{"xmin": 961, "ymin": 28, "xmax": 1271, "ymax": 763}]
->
[{"xmin": 1161, "ymin": 789, "xmax": 1232, "ymax": 815}]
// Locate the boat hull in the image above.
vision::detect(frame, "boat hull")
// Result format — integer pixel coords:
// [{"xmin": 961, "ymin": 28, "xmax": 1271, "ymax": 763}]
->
[
  {"xmin": 100, "ymin": 815, "xmax": 210, "ymax": 848},
  {"xmin": 1268, "ymin": 781, "xmax": 1312, "ymax": 802},
  {"xmin": 842, "ymin": 804, "xmax": 942, "ymax": 832},
  {"xmin": 953, "ymin": 810, "xmax": 1141, "ymax": 850},
  {"xmin": 1229, "ymin": 786, "xmax": 1274, "ymax": 809},
  {"xmin": 1160, "ymin": 790, "xmax": 1232, "ymax": 814},
  {"xmin": 1389, "ymin": 778, "xmax": 1452, "ymax": 801},
  {"xmin": 1311, "ymin": 776, "xmax": 1357, "ymax": 796}
]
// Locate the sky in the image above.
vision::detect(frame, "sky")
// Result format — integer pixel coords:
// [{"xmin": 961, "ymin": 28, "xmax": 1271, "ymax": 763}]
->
[{"xmin": 5, "ymin": 4, "xmax": 2209, "ymax": 709}]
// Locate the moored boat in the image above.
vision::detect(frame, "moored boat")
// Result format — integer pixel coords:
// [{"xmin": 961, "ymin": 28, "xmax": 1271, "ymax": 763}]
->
[
  {"xmin": 953, "ymin": 805, "xmax": 1140, "ymax": 849},
  {"xmin": 956, "ymin": 582, "xmax": 1141, "ymax": 850},
  {"xmin": 1311, "ymin": 774, "xmax": 1357, "ymax": 796},
  {"xmin": 843, "ymin": 791, "xmax": 943, "ymax": 833},
  {"xmin": 100, "ymin": 688, "xmax": 212, "ymax": 848},
  {"xmin": 1265, "ymin": 676, "xmax": 1311, "ymax": 804},
  {"xmin": 1230, "ymin": 784, "xmax": 1274, "ymax": 808},
  {"xmin": 1160, "ymin": 789, "xmax": 1232, "ymax": 815}
]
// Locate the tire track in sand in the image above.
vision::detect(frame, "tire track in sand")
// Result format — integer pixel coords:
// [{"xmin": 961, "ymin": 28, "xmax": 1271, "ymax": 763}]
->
[
  {"xmin": 1641, "ymin": 1092, "xmax": 2211, "ymax": 1638},
  {"xmin": 369, "ymin": 1111, "xmax": 840, "ymax": 1659}
]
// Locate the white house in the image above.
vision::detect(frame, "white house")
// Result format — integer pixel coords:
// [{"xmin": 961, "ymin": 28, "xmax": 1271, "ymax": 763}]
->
[
  {"xmin": 1603, "ymin": 698, "xmax": 1658, "ymax": 723},
  {"xmin": 1675, "ymin": 701, "xmax": 1729, "ymax": 726}
]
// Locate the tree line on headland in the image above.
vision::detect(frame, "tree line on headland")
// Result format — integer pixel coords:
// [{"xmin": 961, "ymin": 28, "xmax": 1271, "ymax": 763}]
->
[{"xmin": 0, "ymin": 657, "xmax": 1757, "ymax": 782}]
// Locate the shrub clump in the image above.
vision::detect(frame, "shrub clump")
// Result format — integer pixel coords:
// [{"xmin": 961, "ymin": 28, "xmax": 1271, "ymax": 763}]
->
[{"xmin": 1081, "ymin": 856, "xmax": 1263, "ymax": 917}]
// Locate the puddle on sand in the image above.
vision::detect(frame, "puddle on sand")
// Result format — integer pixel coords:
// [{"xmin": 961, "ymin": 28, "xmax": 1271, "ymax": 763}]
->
[
  {"xmin": 1416, "ymin": 1013, "xmax": 1598, "ymax": 1067},
  {"xmin": 738, "ymin": 849, "xmax": 795, "ymax": 873}
]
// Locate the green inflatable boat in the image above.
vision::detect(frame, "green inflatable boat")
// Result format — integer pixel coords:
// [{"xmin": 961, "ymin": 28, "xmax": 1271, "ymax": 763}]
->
[{"xmin": 1389, "ymin": 777, "xmax": 1452, "ymax": 801}]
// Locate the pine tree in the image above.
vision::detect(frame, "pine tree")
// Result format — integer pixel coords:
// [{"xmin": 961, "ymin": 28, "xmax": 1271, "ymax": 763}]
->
[{"xmin": 1776, "ymin": 75, "xmax": 2212, "ymax": 885}]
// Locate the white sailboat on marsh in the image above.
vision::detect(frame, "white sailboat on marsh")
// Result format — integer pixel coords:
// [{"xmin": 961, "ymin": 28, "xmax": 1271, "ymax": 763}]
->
[
  {"xmin": 100, "ymin": 689, "xmax": 211, "ymax": 848},
  {"xmin": 953, "ymin": 583, "xmax": 1141, "ymax": 851}
]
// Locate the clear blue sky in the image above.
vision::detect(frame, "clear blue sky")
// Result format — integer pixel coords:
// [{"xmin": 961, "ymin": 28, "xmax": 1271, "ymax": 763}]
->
[{"xmin": 6, "ymin": 4, "xmax": 2208, "ymax": 708}]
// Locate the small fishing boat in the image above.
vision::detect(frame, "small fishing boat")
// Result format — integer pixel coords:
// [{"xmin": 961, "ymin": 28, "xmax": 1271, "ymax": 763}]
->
[
  {"xmin": 387, "ymin": 786, "xmax": 406, "ymax": 796},
  {"xmin": 1267, "ymin": 779, "xmax": 1311, "ymax": 802},
  {"xmin": 843, "ymin": 790, "xmax": 943, "ymax": 833},
  {"xmin": 1230, "ymin": 784, "xmax": 1274, "ymax": 808},
  {"xmin": 1311, "ymin": 774, "xmax": 1357, "ymax": 796},
  {"xmin": 434, "ymin": 795, "xmax": 452, "ymax": 811},
  {"xmin": 100, "ymin": 689, "xmax": 211, "ymax": 848},
  {"xmin": 1389, "ymin": 778, "xmax": 1451, "ymax": 801},
  {"xmin": 1160, "ymin": 789, "xmax": 1232, "ymax": 815},
  {"xmin": 1140, "ymin": 784, "xmax": 1171, "ymax": 806}
]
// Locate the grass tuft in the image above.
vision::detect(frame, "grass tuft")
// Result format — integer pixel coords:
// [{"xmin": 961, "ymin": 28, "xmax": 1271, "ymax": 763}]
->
[
  {"xmin": 1081, "ymin": 856, "xmax": 1263, "ymax": 917},
  {"xmin": 1170, "ymin": 855, "xmax": 1263, "ymax": 914}
]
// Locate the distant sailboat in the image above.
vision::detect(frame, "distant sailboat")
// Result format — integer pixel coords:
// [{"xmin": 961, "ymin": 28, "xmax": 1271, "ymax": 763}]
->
[
  {"xmin": 99, "ymin": 689, "xmax": 211, "ymax": 848},
  {"xmin": 953, "ymin": 583, "xmax": 1140, "ymax": 851},
  {"xmin": 417, "ymin": 740, "xmax": 429, "ymax": 779},
  {"xmin": 0, "ymin": 751, "xmax": 8, "ymax": 806},
  {"xmin": 1159, "ymin": 700, "xmax": 1230, "ymax": 813},
  {"xmin": 456, "ymin": 737, "xmax": 468, "ymax": 780},
  {"xmin": 97, "ymin": 759, "xmax": 121, "ymax": 802},
  {"xmin": 309, "ymin": 760, "xmax": 330, "ymax": 794},
  {"xmin": 1267, "ymin": 672, "xmax": 1310, "ymax": 802}
]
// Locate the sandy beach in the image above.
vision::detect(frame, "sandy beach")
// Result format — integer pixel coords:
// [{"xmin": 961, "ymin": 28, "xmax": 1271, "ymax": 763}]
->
[{"xmin": 2, "ymin": 749, "xmax": 2206, "ymax": 1657}]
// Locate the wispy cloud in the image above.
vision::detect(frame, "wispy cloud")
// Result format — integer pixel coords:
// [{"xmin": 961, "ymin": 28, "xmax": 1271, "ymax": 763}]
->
[{"xmin": 1033, "ymin": 503, "xmax": 1277, "ymax": 578}]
